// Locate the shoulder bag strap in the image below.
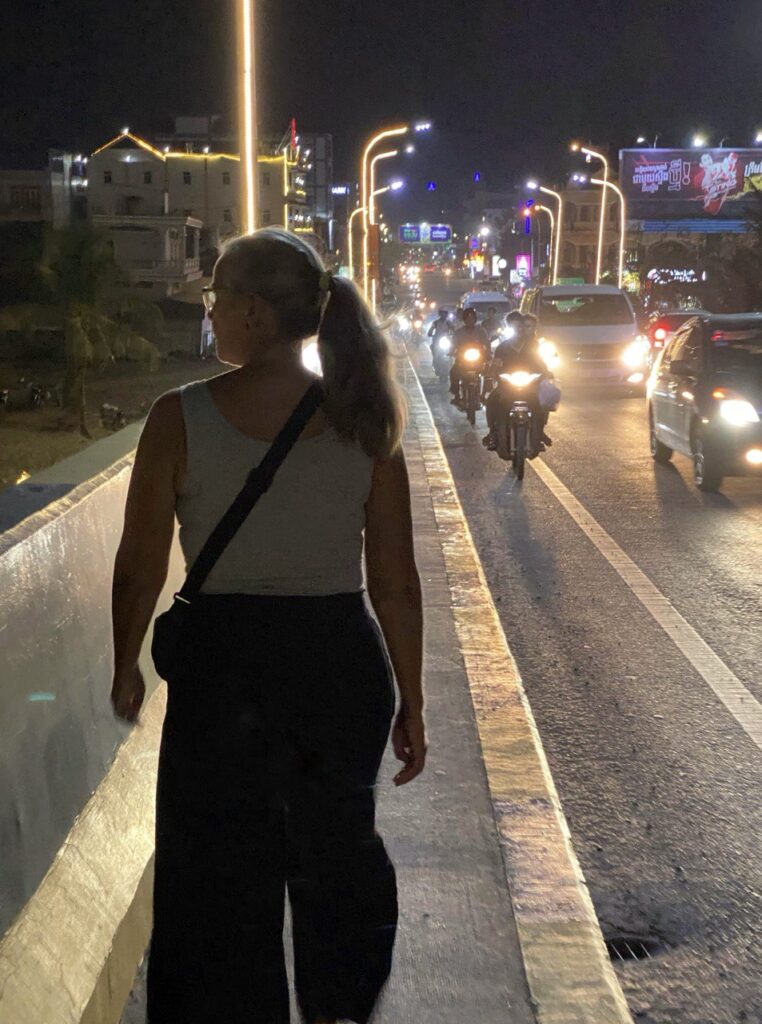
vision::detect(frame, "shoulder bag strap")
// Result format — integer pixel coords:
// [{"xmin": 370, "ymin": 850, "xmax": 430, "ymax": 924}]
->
[{"xmin": 177, "ymin": 381, "xmax": 324, "ymax": 603}]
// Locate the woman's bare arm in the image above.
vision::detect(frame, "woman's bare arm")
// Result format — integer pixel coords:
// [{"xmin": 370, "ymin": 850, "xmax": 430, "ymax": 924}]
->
[
  {"xmin": 111, "ymin": 392, "xmax": 182, "ymax": 676},
  {"xmin": 364, "ymin": 451, "xmax": 424, "ymax": 712}
]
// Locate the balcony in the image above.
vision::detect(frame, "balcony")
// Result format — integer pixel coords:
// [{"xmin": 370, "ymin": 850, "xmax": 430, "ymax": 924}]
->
[{"xmin": 126, "ymin": 257, "xmax": 202, "ymax": 282}]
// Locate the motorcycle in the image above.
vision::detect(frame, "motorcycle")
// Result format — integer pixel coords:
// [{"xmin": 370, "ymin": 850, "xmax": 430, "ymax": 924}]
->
[
  {"xmin": 493, "ymin": 370, "xmax": 544, "ymax": 481},
  {"xmin": 431, "ymin": 334, "xmax": 453, "ymax": 382},
  {"xmin": 455, "ymin": 346, "xmax": 487, "ymax": 426}
]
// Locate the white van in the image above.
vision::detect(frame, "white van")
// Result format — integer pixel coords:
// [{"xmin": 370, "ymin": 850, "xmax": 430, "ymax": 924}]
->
[
  {"xmin": 460, "ymin": 290, "xmax": 513, "ymax": 320},
  {"xmin": 520, "ymin": 284, "xmax": 649, "ymax": 386}
]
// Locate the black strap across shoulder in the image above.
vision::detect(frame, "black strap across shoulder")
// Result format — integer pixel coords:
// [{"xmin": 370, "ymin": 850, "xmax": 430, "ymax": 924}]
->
[{"xmin": 176, "ymin": 381, "xmax": 324, "ymax": 604}]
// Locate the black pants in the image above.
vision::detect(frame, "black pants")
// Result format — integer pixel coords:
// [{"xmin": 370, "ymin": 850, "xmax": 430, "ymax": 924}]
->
[{"xmin": 147, "ymin": 591, "xmax": 398, "ymax": 1024}]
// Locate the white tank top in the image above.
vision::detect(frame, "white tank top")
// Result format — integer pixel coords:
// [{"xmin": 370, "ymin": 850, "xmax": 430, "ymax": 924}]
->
[{"xmin": 175, "ymin": 380, "xmax": 375, "ymax": 596}]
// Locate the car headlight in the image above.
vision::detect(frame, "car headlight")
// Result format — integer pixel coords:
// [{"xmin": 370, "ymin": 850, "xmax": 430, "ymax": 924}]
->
[
  {"xmin": 463, "ymin": 348, "xmax": 482, "ymax": 363},
  {"xmin": 719, "ymin": 399, "xmax": 760, "ymax": 426},
  {"xmin": 538, "ymin": 337, "xmax": 560, "ymax": 371},
  {"xmin": 622, "ymin": 338, "xmax": 649, "ymax": 368},
  {"xmin": 438, "ymin": 337, "xmax": 452, "ymax": 352},
  {"xmin": 500, "ymin": 371, "xmax": 541, "ymax": 388}
]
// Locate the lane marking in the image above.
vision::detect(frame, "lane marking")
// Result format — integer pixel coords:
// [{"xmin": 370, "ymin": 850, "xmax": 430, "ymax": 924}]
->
[{"xmin": 530, "ymin": 458, "xmax": 762, "ymax": 753}]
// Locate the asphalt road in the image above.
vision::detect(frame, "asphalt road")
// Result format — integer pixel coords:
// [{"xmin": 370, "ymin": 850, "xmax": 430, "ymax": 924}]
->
[{"xmin": 405, "ymin": 275, "xmax": 762, "ymax": 1024}]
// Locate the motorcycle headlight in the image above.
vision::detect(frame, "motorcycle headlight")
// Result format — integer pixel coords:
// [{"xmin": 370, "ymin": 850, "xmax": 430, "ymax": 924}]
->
[
  {"xmin": 414, "ymin": 319, "xmax": 423, "ymax": 329},
  {"xmin": 719, "ymin": 399, "xmax": 760, "ymax": 426},
  {"xmin": 500, "ymin": 371, "xmax": 541, "ymax": 388},
  {"xmin": 538, "ymin": 337, "xmax": 560, "ymax": 371},
  {"xmin": 501, "ymin": 326, "xmax": 516, "ymax": 340},
  {"xmin": 622, "ymin": 338, "xmax": 649, "ymax": 368},
  {"xmin": 463, "ymin": 347, "xmax": 482, "ymax": 363},
  {"xmin": 437, "ymin": 337, "xmax": 452, "ymax": 352}
]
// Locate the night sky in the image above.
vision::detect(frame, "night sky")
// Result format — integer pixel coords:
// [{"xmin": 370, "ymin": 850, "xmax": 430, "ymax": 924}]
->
[{"xmin": 4, "ymin": 0, "xmax": 761, "ymax": 224}]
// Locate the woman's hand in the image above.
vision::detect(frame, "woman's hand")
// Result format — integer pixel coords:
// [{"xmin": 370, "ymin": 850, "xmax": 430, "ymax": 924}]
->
[
  {"xmin": 110, "ymin": 666, "xmax": 146, "ymax": 723},
  {"xmin": 392, "ymin": 704, "xmax": 428, "ymax": 786}
]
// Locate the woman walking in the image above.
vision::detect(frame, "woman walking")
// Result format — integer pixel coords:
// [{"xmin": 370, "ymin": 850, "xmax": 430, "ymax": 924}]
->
[{"xmin": 110, "ymin": 228, "xmax": 427, "ymax": 1024}]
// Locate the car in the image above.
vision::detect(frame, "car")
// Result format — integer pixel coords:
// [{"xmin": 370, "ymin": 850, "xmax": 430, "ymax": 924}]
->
[
  {"xmin": 460, "ymin": 290, "xmax": 513, "ymax": 321},
  {"xmin": 520, "ymin": 284, "xmax": 649, "ymax": 387},
  {"xmin": 648, "ymin": 313, "xmax": 762, "ymax": 491},
  {"xmin": 647, "ymin": 309, "xmax": 711, "ymax": 358}
]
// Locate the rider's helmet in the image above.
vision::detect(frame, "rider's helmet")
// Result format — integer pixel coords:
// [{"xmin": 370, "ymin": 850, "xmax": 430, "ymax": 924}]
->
[{"xmin": 438, "ymin": 308, "xmax": 448, "ymax": 318}]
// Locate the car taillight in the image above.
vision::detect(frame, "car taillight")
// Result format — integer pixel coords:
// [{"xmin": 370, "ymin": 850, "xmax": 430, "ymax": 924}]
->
[{"xmin": 654, "ymin": 327, "xmax": 667, "ymax": 343}]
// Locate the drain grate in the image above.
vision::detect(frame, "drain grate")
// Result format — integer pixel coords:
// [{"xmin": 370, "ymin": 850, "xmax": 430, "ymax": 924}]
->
[{"xmin": 606, "ymin": 935, "xmax": 669, "ymax": 962}]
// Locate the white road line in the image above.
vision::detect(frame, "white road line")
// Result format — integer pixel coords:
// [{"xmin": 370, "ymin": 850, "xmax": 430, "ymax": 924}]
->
[{"xmin": 531, "ymin": 458, "xmax": 762, "ymax": 752}]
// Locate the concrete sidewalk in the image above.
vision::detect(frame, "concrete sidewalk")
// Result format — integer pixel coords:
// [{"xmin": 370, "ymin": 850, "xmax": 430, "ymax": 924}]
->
[{"xmin": 120, "ymin": 355, "xmax": 631, "ymax": 1024}]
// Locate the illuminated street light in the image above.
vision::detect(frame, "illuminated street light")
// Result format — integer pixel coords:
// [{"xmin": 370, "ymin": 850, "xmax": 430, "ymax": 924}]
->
[
  {"xmin": 389, "ymin": 179, "xmax": 405, "ymax": 191},
  {"xmin": 692, "ymin": 134, "xmax": 707, "ymax": 148},
  {"xmin": 591, "ymin": 177, "xmax": 626, "ymax": 288},
  {"xmin": 534, "ymin": 204, "xmax": 555, "ymax": 283},
  {"xmin": 369, "ymin": 149, "xmax": 399, "ymax": 313},
  {"xmin": 571, "ymin": 142, "xmax": 609, "ymax": 284},
  {"xmin": 347, "ymin": 205, "xmax": 366, "ymax": 281},
  {"xmin": 413, "ymin": 121, "xmax": 433, "ymax": 132},
  {"xmin": 236, "ymin": 0, "xmax": 258, "ymax": 233},
  {"xmin": 756, "ymin": 131, "xmax": 762, "ymax": 144},
  {"xmin": 361, "ymin": 124, "xmax": 409, "ymax": 301},
  {"xmin": 405, "ymin": 144, "xmax": 416, "ymax": 154},
  {"xmin": 527, "ymin": 179, "xmax": 563, "ymax": 284},
  {"xmin": 636, "ymin": 136, "xmax": 646, "ymax": 144},
  {"xmin": 479, "ymin": 226, "xmax": 491, "ymax": 236}
]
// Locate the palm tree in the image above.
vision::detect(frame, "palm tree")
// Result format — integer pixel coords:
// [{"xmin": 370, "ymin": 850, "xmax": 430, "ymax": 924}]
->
[{"xmin": 0, "ymin": 220, "xmax": 162, "ymax": 437}]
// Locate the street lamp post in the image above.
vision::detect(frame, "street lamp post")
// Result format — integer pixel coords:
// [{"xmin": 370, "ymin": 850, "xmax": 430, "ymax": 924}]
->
[
  {"xmin": 347, "ymin": 205, "xmax": 365, "ymax": 281},
  {"xmin": 360, "ymin": 125, "xmax": 409, "ymax": 301},
  {"xmin": 534, "ymin": 205, "xmax": 555, "ymax": 283},
  {"xmin": 368, "ymin": 150, "xmax": 399, "ymax": 313},
  {"xmin": 528, "ymin": 180, "xmax": 563, "ymax": 284},
  {"xmin": 589, "ymin": 178, "xmax": 626, "ymax": 290},
  {"xmin": 236, "ymin": 0, "xmax": 258, "ymax": 233},
  {"xmin": 571, "ymin": 143, "xmax": 609, "ymax": 284}
]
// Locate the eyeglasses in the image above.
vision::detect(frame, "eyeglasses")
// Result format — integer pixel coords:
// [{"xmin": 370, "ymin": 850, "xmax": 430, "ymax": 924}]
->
[{"xmin": 202, "ymin": 286, "xmax": 247, "ymax": 313}]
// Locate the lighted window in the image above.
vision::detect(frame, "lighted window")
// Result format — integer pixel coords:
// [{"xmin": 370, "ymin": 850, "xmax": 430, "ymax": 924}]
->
[
  {"xmin": 104, "ymin": 170, "xmax": 112, "ymax": 184},
  {"xmin": 222, "ymin": 171, "xmax": 231, "ymax": 186},
  {"xmin": 144, "ymin": 171, "xmax": 152, "ymax": 185},
  {"xmin": 183, "ymin": 171, "xmax": 192, "ymax": 185}
]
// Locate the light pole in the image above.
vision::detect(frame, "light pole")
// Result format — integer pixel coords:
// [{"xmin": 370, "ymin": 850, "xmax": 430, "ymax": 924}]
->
[
  {"xmin": 360, "ymin": 125, "xmax": 409, "ymax": 301},
  {"xmin": 534, "ymin": 205, "xmax": 555, "ymax": 283},
  {"xmin": 236, "ymin": 0, "xmax": 258, "ymax": 233},
  {"xmin": 527, "ymin": 180, "xmax": 563, "ymax": 284},
  {"xmin": 347, "ymin": 205, "xmax": 365, "ymax": 281},
  {"xmin": 571, "ymin": 143, "xmax": 609, "ymax": 285},
  {"xmin": 368, "ymin": 150, "xmax": 399, "ymax": 313},
  {"xmin": 590, "ymin": 177, "xmax": 626, "ymax": 288}
]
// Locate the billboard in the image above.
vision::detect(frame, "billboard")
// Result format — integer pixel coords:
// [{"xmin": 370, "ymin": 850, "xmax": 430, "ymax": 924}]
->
[
  {"xmin": 620, "ymin": 148, "xmax": 762, "ymax": 218},
  {"xmin": 398, "ymin": 223, "xmax": 453, "ymax": 245}
]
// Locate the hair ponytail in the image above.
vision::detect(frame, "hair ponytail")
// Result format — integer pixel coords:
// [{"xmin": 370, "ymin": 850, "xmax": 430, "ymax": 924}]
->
[
  {"xmin": 318, "ymin": 275, "xmax": 406, "ymax": 459},
  {"xmin": 220, "ymin": 229, "xmax": 406, "ymax": 459}
]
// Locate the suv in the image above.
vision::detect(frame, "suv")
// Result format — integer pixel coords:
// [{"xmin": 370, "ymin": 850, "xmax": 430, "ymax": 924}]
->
[
  {"xmin": 648, "ymin": 313, "xmax": 762, "ymax": 491},
  {"xmin": 520, "ymin": 284, "xmax": 648, "ymax": 386}
]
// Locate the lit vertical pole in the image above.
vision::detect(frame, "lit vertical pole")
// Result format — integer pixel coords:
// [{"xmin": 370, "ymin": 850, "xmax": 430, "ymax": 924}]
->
[
  {"xmin": 591, "ymin": 177, "xmax": 627, "ymax": 288},
  {"xmin": 282, "ymin": 151, "xmax": 289, "ymax": 228},
  {"xmin": 368, "ymin": 150, "xmax": 398, "ymax": 314},
  {"xmin": 237, "ymin": 0, "xmax": 258, "ymax": 234},
  {"xmin": 360, "ymin": 125, "xmax": 408, "ymax": 302},
  {"xmin": 572, "ymin": 144, "xmax": 609, "ymax": 285},
  {"xmin": 538, "ymin": 185, "xmax": 563, "ymax": 285},
  {"xmin": 534, "ymin": 204, "xmax": 555, "ymax": 283},
  {"xmin": 347, "ymin": 205, "xmax": 365, "ymax": 280}
]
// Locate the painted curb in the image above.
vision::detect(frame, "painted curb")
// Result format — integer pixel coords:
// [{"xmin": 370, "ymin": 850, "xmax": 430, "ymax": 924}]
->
[{"xmin": 403, "ymin": 359, "xmax": 633, "ymax": 1024}]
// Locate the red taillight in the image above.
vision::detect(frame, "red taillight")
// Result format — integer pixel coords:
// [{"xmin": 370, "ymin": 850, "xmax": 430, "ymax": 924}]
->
[{"xmin": 654, "ymin": 328, "xmax": 667, "ymax": 341}]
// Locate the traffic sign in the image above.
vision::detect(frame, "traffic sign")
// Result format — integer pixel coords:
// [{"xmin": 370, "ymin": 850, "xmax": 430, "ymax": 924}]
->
[
  {"xmin": 399, "ymin": 224, "xmax": 422, "ymax": 243},
  {"xmin": 426, "ymin": 181, "xmax": 437, "ymax": 191}
]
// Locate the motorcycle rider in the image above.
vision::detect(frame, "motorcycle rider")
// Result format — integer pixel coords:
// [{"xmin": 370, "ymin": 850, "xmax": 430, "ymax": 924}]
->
[
  {"xmin": 428, "ymin": 308, "xmax": 451, "ymax": 356},
  {"xmin": 480, "ymin": 305, "xmax": 502, "ymax": 342},
  {"xmin": 481, "ymin": 312, "xmax": 553, "ymax": 453},
  {"xmin": 450, "ymin": 307, "xmax": 490, "ymax": 405}
]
